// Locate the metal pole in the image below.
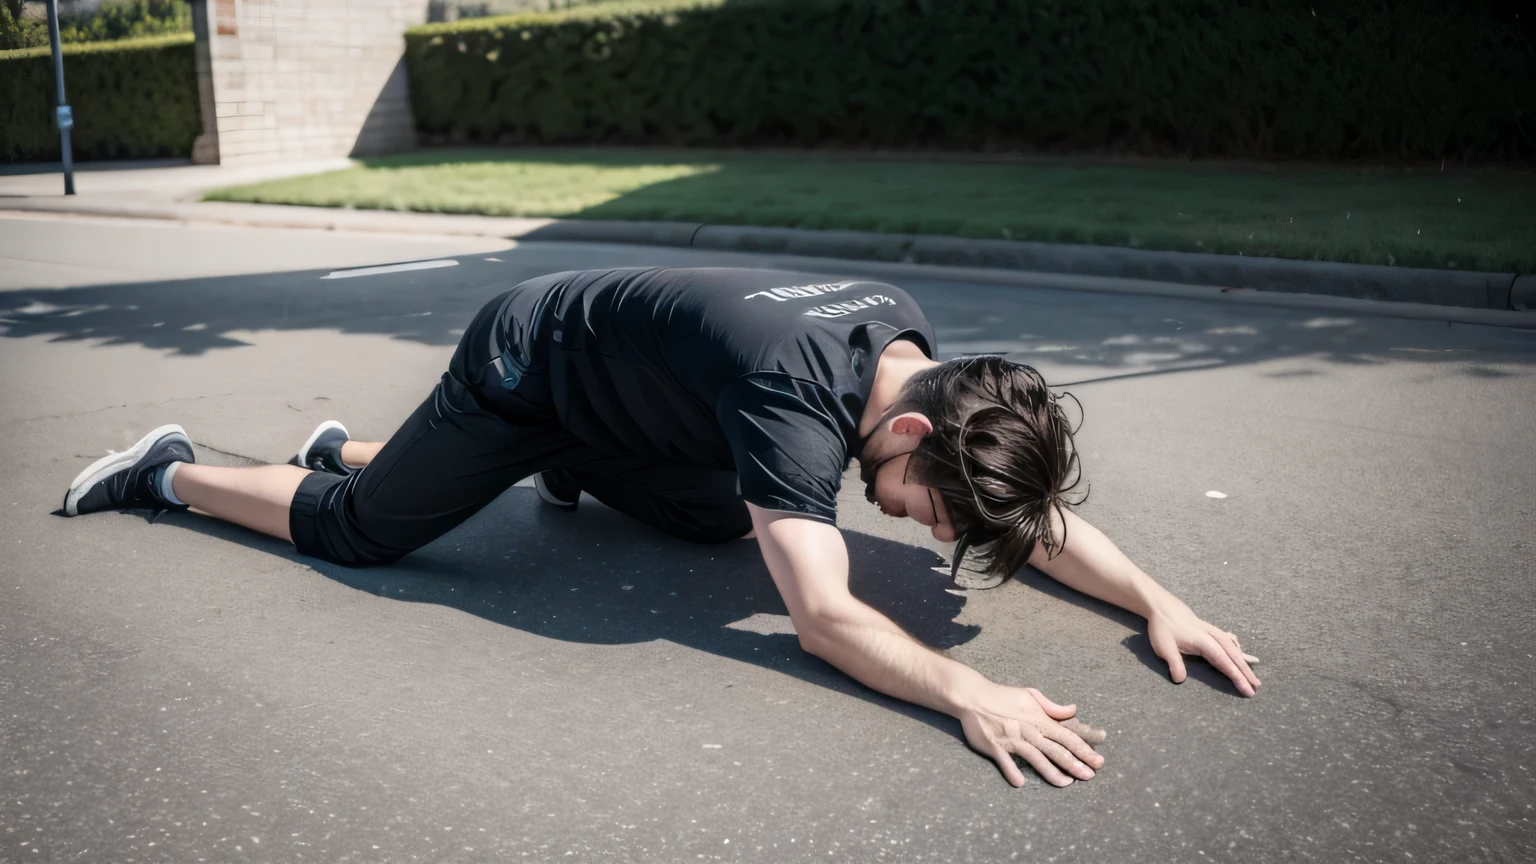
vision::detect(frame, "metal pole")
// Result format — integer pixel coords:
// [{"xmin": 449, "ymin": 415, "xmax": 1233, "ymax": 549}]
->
[{"xmin": 45, "ymin": 0, "xmax": 75, "ymax": 195}]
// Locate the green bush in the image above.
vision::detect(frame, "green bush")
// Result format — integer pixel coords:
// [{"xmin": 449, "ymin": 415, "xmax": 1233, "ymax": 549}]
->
[
  {"xmin": 0, "ymin": 1, "xmax": 191, "ymax": 52},
  {"xmin": 0, "ymin": 33, "xmax": 201, "ymax": 162},
  {"xmin": 404, "ymin": 0, "xmax": 1536, "ymax": 160}
]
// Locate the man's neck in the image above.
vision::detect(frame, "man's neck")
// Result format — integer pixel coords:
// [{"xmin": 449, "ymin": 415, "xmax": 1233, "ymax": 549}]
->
[{"xmin": 857, "ymin": 338, "xmax": 939, "ymax": 442}]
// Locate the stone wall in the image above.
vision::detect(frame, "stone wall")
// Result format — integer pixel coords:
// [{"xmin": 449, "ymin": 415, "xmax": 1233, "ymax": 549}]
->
[{"xmin": 192, "ymin": 0, "xmax": 425, "ymax": 164}]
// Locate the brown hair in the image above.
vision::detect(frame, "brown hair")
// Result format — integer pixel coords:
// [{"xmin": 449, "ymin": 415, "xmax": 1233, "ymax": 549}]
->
[{"xmin": 896, "ymin": 356, "xmax": 1087, "ymax": 583}]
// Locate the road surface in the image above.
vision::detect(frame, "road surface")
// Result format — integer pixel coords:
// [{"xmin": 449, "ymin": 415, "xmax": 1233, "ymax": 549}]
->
[{"xmin": 2, "ymin": 212, "xmax": 1533, "ymax": 863}]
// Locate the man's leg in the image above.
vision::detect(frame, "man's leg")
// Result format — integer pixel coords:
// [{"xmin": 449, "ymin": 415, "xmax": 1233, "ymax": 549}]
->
[
  {"xmin": 290, "ymin": 421, "xmax": 380, "ymax": 475},
  {"xmin": 168, "ymin": 375, "xmax": 578, "ymax": 566},
  {"xmin": 172, "ymin": 463, "xmax": 309, "ymax": 542},
  {"xmin": 164, "ymin": 437, "xmax": 407, "ymax": 545},
  {"xmin": 340, "ymin": 441, "xmax": 384, "ymax": 467},
  {"xmin": 570, "ymin": 461, "xmax": 754, "ymax": 545},
  {"xmin": 67, "ymin": 284, "xmax": 576, "ymax": 564}
]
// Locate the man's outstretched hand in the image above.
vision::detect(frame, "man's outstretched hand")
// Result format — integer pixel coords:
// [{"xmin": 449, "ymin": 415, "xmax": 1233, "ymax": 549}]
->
[
  {"xmin": 958, "ymin": 684, "xmax": 1107, "ymax": 787},
  {"xmin": 1147, "ymin": 597, "xmax": 1262, "ymax": 696}
]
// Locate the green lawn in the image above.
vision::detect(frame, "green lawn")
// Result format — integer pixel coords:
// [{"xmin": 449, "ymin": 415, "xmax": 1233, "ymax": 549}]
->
[{"xmin": 206, "ymin": 149, "xmax": 1536, "ymax": 273}]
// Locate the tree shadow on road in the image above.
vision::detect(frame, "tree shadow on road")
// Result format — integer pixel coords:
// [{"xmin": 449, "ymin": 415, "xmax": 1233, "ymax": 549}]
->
[{"xmin": 2, "ymin": 247, "xmax": 1532, "ymax": 381}]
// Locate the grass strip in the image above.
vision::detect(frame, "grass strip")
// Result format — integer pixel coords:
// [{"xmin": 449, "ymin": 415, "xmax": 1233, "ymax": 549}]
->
[{"xmin": 206, "ymin": 149, "xmax": 1536, "ymax": 273}]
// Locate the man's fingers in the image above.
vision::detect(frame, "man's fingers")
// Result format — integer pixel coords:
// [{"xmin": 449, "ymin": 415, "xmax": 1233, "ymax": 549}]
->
[
  {"xmin": 1036, "ymin": 728, "xmax": 1100, "ymax": 777},
  {"xmin": 1152, "ymin": 632, "xmax": 1187, "ymax": 683},
  {"xmin": 1056, "ymin": 718, "xmax": 1108, "ymax": 752},
  {"xmin": 1227, "ymin": 633, "xmax": 1262, "ymax": 664},
  {"xmin": 1025, "ymin": 687, "xmax": 1077, "ymax": 721},
  {"xmin": 986, "ymin": 741, "xmax": 1027, "ymax": 787},
  {"xmin": 1232, "ymin": 645, "xmax": 1261, "ymax": 688},
  {"xmin": 1008, "ymin": 739, "xmax": 1074, "ymax": 788},
  {"xmin": 1199, "ymin": 636, "xmax": 1256, "ymax": 697},
  {"xmin": 1060, "ymin": 717, "xmax": 1108, "ymax": 746},
  {"xmin": 1211, "ymin": 628, "xmax": 1262, "ymax": 689}
]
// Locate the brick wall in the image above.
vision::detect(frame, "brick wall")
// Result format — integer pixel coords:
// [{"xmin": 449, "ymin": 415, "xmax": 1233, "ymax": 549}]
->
[{"xmin": 192, "ymin": 0, "xmax": 425, "ymax": 164}]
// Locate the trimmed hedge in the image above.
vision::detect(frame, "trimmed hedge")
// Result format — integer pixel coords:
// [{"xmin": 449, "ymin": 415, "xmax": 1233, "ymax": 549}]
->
[
  {"xmin": 0, "ymin": 1, "xmax": 192, "ymax": 52},
  {"xmin": 0, "ymin": 33, "xmax": 200, "ymax": 163},
  {"xmin": 405, "ymin": 0, "xmax": 1536, "ymax": 160}
]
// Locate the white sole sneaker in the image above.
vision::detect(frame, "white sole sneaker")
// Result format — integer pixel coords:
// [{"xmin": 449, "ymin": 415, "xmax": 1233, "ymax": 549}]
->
[
  {"xmin": 64, "ymin": 423, "xmax": 187, "ymax": 517},
  {"xmin": 534, "ymin": 470, "xmax": 579, "ymax": 510},
  {"xmin": 296, "ymin": 420, "xmax": 349, "ymax": 466}
]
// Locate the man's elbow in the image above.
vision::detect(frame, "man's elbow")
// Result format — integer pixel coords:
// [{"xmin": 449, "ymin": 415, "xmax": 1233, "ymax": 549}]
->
[
  {"xmin": 796, "ymin": 623, "xmax": 826, "ymax": 658},
  {"xmin": 793, "ymin": 615, "xmax": 835, "ymax": 659}
]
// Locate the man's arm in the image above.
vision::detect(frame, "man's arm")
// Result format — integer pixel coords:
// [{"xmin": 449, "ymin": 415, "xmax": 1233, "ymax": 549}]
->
[
  {"xmin": 1028, "ymin": 509, "xmax": 1261, "ymax": 696},
  {"xmin": 748, "ymin": 504, "xmax": 1105, "ymax": 787}
]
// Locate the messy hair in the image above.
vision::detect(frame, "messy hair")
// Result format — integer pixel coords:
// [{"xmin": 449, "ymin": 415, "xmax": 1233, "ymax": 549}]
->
[{"xmin": 897, "ymin": 356, "xmax": 1087, "ymax": 583}]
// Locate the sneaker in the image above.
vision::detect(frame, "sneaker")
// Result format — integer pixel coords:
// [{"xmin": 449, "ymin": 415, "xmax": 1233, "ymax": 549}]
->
[
  {"xmin": 295, "ymin": 420, "xmax": 355, "ymax": 475},
  {"xmin": 534, "ymin": 468, "xmax": 580, "ymax": 511},
  {"xmin": 63, "ymin": 424, "xmax": 195, "ymax": 517}
]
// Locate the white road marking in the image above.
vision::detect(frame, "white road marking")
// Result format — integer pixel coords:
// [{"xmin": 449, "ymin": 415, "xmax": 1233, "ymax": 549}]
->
[
  {"xmin": 320, "ymin": 259, "xmax": 458, "ymax": 279},
  {"xmin": 1206, "ymin": 490, "xmax": 1228, "ymax": 499}
]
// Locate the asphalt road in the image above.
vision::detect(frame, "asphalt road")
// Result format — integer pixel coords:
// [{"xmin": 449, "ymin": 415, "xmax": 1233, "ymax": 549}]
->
[{"xmin": 2, "ymin": 213, "xmax": 1534, "ymax": 864}]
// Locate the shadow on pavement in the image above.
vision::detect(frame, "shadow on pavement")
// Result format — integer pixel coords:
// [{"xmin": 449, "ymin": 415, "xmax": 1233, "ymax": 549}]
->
[
  {"xmin": 1006, "ymin": 565, "xmax": 1251, "ymax": 698},
  {"xmin": 12, "ymin": 244, "xmax": 1532, "ymax": 714},
  {"xmin": 151, "ymin": 488, "xmax": 981, "ymax": 740},
  {"xmin": 2, "ymin": 249, "xmax": 1533, "ymax": 379}
]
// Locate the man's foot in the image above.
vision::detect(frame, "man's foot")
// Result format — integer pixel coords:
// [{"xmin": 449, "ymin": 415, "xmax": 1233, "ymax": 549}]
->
[
  {"xmin": 63, "ymin": 424, "xmax": 195, "ymax": 516},
  {"xmin": 295, "ymin": 420, "xmax": 355, "ymax": 475},
  {"xmin": 534, "ymin": 468, "xmax": 580, "ymax": 511}
]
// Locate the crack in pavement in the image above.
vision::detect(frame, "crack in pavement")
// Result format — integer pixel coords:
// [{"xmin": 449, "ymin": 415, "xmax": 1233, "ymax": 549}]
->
[
  {"xmin": 14, "ymin": 402, "xmax": 128, "ymax": 423},
  {"xmin": 190, "ymin": 439, "xmax": 266, "ymax": 465},
  {"xmin": 11, "ymin": 392, "xmax": 240, "ymax": 424}
]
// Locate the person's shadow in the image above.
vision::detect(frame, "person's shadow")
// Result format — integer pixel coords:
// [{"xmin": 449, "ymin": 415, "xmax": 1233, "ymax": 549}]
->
[
  {"xmin": 1005, "ymin": 565, "xmax": 1248, "ymax": 695},
  {"xmin": 155, "ymin": 487, "xmax": 986, "ymax": 739}
]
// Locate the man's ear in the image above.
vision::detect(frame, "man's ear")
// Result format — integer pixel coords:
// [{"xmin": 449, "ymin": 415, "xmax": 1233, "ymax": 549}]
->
[{"xmin": 888, "ymin": 412, "xmax": 934, "ymax": 437}]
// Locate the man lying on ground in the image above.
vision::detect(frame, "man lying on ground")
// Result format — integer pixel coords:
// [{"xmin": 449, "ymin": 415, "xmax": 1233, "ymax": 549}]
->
[{"xmin": 61, "ymin": 267, "xmax": 1259, "ymax": 787}]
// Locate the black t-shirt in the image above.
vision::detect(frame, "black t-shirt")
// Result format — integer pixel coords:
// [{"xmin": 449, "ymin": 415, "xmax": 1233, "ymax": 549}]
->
[{"xmin": 501, "ymin": 267, "xmax": 936, "ymax": 523}]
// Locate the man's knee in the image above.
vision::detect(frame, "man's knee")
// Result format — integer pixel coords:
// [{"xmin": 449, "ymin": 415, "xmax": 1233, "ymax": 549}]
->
[
  {"xmin": 669, "ymin": 524, "xmax": 744, "ymax": 545},
  {"xmin": 662, "ymin": 505, "xmax": 753, "ymax": 545},
  {"xmin": 289, "ymin": 471, "xmax": 413, "ymax": 567}
]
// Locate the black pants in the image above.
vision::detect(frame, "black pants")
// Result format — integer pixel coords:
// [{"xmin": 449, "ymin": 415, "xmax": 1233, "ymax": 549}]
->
[{"xmin": 287, "ymin": 288, "xmax": 751, "ymax": 567}]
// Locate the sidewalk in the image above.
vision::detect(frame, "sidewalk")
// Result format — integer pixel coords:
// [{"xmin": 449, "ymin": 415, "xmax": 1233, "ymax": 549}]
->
[
  {"xmin": 4, "ymin": 159, "xmax": 1531, "ymax": 317},
  {"xmin": 0, "ymin": 157, "xmax": 354, "ymax": 200}
]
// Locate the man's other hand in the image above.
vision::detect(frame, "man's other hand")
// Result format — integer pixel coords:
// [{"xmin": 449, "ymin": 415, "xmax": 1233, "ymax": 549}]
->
[
  {"xmin": 1147, "ymin": 597, "xmax": 1262, "ymax": 697},
  {"xmin": 958, "ymin": 683, "xmax": 1106, "ymax": 787}
]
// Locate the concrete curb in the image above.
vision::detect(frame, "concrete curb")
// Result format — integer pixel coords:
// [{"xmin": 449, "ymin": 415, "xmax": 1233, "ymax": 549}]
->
[
  {"xmin": 1512, "ymin": 275, "xmax": 1536, "ymax": 311},
  {"xmin": 523, "ymin": 220, "xmax": 1519, "ymax": 311},
  {"xmin": 3, "ymin": 196, "xmax": 1527, "ymax": 314},
  {"xmin": 0, "ymin": 197, "xmax": 558, "ymax": 238}
]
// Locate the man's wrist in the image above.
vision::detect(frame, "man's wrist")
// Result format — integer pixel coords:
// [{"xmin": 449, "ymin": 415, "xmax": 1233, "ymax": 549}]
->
[
  {"xmin": 1134, "ymin": 582, "xmax": 1181, "ymax": 620},
  {"xmin": 937, "ymin": 663, "xmax": 996, "ymax": 717}
]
